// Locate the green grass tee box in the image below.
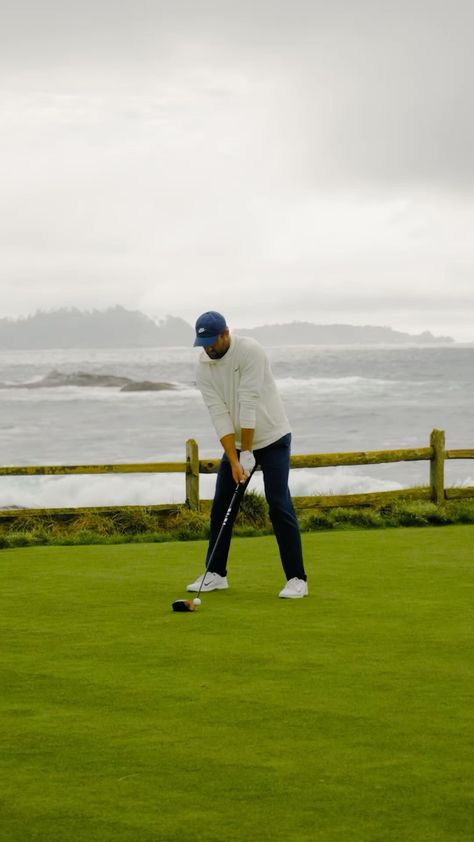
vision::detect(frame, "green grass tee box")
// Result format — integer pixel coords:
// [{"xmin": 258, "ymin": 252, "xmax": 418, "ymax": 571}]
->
[{"xmin": 1, "ymin": 526, "xmax": 473, "ymax": 842}]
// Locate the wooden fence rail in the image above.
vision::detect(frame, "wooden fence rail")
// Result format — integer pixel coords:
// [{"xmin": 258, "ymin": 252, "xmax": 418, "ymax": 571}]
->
[{"xmin": 0, "ymin": 429, "xmax": 473, "ymax": 519}]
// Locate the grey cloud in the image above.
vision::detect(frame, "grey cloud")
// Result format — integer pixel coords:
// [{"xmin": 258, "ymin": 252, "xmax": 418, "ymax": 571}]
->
[
  {"xmin": 2, "ymin": 1, "xmax": 472, "ymax": 61},
  {"xmin": 281, "ymin": 3, "xmax": 474, "ymax": 190},
  {"xmin": 321, "ymin": 294, "xmax": 474, "ymax": 314},
  {"xmin": 1, "ymin": 0, "xmax": 473, "ymax": 341},
  {"xmin": 2, "ymin": 0, "xmax": 473, "ymax": 192}
]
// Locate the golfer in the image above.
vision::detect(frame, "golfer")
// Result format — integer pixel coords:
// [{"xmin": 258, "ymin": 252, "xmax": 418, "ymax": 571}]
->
[{"xmin": 187, "ymin": 311, "xmax": 308, "ymax": 598}]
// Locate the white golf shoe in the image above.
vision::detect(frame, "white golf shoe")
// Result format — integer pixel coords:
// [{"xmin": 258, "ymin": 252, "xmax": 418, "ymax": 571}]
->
[
  {"xmin": 279, "ymin": 578, "xmax": 308, "ymax": 599},
  {"xmin": 187, "ymin": 572, "xmax": 229, "ymax": 592}
]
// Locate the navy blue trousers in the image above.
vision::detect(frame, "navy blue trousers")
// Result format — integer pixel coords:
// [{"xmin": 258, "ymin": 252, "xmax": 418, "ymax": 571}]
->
[{"xmin": 205, "ymin": 433, "xmax": 306, "ymax": 581}]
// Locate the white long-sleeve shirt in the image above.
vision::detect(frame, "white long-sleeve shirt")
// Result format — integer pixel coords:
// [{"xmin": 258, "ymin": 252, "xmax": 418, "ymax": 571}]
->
[{"xmin": 196, "ymin": 335, "xmax": 291, "ymax": 450}]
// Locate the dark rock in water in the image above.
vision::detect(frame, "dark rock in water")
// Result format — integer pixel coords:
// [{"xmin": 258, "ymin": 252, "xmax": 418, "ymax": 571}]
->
[
  {"xmin": 0, "ymin": 369, "xmax": 180, "ymax": 391},
  {"xmin": 36, "ymin": 370, "xmax": 134, "ymax": 388},
  {"xmin": 0, "ymin": 369, "xmax": 134, "ymax": 389},
  {"xmin": 120, "ymin": 381, "xmax": 179, "ymax": 392}
]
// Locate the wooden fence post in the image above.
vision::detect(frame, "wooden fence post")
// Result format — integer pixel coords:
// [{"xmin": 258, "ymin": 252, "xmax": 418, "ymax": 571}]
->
[
  {"xmin": 430, "ymin": 429, "xmax": 445, "ymax": 505},
  {"xmin": 186, "ymin": 439, "xmax": 200, "ymax": 510}
]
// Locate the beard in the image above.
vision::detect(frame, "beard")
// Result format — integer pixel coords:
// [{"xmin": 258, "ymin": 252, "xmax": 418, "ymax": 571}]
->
[{"xmin": 205, "ymin": 343, "xmax": 230, "ymax": 359}]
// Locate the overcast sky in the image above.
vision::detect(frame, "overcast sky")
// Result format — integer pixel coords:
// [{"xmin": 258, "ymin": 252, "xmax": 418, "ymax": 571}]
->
[{"xmin": 1, "ymin": 0, "xmax": 473, "ymax": 340}]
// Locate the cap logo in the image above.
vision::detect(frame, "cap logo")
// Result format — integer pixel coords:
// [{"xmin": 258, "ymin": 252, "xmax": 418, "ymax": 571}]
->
[{"xmin": 193, "ymin": 311, "xmax": 226, "ymax": 346}]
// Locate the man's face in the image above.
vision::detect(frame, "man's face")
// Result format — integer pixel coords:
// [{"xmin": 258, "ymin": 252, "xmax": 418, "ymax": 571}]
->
[{"xmin": 204, "ymin": 330, "xmax": 231, "ymax": 359}]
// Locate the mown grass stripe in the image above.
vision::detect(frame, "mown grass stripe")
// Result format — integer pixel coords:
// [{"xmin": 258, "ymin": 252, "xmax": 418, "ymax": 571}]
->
[{"xmin": 1, "ymin": 527, "xmax": 473, "ymax": 841}]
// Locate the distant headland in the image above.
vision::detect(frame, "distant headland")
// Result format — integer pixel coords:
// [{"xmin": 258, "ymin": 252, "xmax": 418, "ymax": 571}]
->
[{"xmin": 0, "ymin": 307, "xmax": 454, "ymax": 349}]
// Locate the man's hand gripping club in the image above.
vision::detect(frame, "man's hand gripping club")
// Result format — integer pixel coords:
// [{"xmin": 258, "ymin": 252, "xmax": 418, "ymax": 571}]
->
[
  {"xmin": 220, "ymin": 430, "xmax": 256, "ymax": 484},
  {"xmin": 239, "ymin": 450, "xmax": 256, "ymax": 479}
]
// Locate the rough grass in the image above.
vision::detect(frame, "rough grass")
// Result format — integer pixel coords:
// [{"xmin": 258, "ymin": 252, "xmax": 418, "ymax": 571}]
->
[
  {"xmin": 1, "ymin": 526, "xmax": 473, "ymax": 841},
  {"xmin": 1, "ymin": 497, "xmax": 474, "ymax": 548}
]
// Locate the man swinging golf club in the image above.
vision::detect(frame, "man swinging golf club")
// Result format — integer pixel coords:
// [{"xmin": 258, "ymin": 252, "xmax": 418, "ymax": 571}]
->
[{"xmin": 187, "ymin": 311, "xmax": 308, "ymax": 599}]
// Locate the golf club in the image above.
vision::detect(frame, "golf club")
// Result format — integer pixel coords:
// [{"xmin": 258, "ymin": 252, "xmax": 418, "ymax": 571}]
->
[{"xmin": 172, "ymin": 464, "xmax": 256, "ymax": 613}]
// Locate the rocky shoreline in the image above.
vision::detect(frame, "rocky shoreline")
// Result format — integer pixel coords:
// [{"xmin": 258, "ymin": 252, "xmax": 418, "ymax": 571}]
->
[{"xmin": 0, "ymin": 369, "xmax": 181, "ymax": 392}]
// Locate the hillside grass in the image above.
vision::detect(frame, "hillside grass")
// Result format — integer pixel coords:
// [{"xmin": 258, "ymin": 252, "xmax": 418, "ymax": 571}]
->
[{"xmin": 1, "ymin": 526, "xmax": 473, "ymax": 841}]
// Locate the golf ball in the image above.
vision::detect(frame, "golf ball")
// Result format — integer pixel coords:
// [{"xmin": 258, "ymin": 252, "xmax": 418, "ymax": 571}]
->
[{"xmin": 193, "ymin": 597, "xmax": 201, "ymax": 606}]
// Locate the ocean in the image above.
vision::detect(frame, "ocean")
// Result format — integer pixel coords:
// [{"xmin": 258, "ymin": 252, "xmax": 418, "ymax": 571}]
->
[{"xmin": 1, "ymin": 344, "xmax": 473, "ymax": 509}]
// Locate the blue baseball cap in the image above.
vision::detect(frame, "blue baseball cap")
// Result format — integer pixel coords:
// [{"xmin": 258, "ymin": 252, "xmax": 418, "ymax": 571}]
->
[{"xmin": 193, "ymin": 311, "xmax": 227, "ymax": 347}]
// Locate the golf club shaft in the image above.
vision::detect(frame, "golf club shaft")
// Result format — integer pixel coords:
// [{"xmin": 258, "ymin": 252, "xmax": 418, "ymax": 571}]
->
[{"xmin": 196, "ymin": 465, "xmax": 256, "ymax": 600}]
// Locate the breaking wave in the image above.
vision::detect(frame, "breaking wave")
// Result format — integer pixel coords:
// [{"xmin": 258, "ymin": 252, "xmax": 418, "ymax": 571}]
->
[
  {"xmin": 0, "ymin": 469, "xmax": 404, "ymax": 510},
  {"xmin": 276, "ymin": 376, "xmax": 403, "ymax": 396}
]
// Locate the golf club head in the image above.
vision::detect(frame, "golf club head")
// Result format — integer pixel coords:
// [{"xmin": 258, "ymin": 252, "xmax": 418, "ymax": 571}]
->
[{"xmin": 172, "ymin": 599, "xmax": 196, "ymax": 613}]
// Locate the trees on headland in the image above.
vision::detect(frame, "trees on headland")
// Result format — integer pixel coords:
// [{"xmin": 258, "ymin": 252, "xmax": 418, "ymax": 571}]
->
[
  {"xmin": 0, "ymin": 307, "xmax": 193, "ymax": 349},
  {"xmin": 0, "ymin": 307, "xmax": 453, "ymax": 349}
]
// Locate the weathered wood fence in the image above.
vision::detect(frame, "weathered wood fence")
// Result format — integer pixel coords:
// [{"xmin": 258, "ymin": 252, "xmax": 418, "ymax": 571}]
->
[{"xmin": 0, "ymin": 429, "xmax": 473, "ymax": 521}]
